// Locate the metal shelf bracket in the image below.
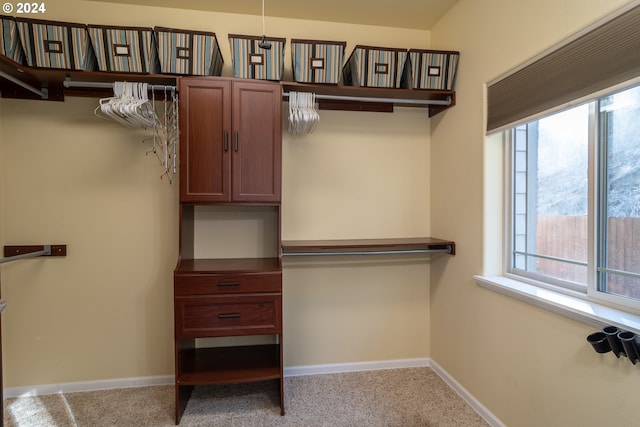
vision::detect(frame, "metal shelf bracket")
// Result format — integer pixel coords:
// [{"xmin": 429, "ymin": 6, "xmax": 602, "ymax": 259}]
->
[
  {"xmin": 1, "ymin": 244, "xmax": 67, "ymax": 264},
  {"xmin": 0, "ymin": 70, "xmax": 48, "ymax": 99}
]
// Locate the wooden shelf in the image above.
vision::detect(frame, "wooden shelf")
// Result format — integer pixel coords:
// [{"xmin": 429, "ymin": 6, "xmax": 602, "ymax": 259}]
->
[
  {"xmin": 175, "ymin": 343, "xmax": 284, "ymax": 421},
  {"xmin": 282, "ymin": 81, "xmax": 455, "ymax": 116},
  {"xmin": 0, "ymin": 53, "xmax": 175, "ymax": 101},
  {"xmin": 177, "ymin": 344, "xmax": 281, "ymax": 385},
  {"xmin": 1, "ymin": 54, "xmax": 455, "ymax": 116},
  {"xmin": 175, "ymin": 258, "xmax": 282, "ymax": 274},
  {"xmin": 281, "ymin": 237, "xmax": 456, "ymax": 256}
]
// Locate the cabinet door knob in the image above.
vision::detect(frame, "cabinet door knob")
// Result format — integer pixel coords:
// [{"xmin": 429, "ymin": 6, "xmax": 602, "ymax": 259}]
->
[
  {"xmin": 234, "ymin": 131, "xmax": 239, "ymax": 152},
  {"xmin": 218, "ymin": 313, "xmax": 241, "ymax": 319},
  {"xmin": 224, "ymin": 131, "xmax": 229, "ymax": 152}
]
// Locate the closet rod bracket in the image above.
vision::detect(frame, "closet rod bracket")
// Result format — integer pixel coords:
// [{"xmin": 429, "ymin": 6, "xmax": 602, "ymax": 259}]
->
[
  {"xmin": 0, "ymin": 70, "xmax": 48, "ymax": 99},
  {"xmin": 2, "ymin": 244, "xmax": 67, "ymax": 264}
]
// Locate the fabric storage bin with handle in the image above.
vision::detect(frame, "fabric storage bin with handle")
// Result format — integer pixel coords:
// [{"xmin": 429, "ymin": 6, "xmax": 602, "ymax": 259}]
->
[
  {"xmin": 154, "ymin": 27, "xmax": 223, "ymax": 76},
  {"xmin": 407, "ymin": 49, "xmax": 459, "ymax": 90},
  {"xmin": 88, "ymin": 25, "xmax": 159, "ymax": 74},
  {"xmin": 228, "ymin": 34, "xmax": 285, "ymax": 81},
  {"xmin": 0, "ymin": 15, "xmax": 25, "ymax": 64},
  {"xmin": 15, "ymin": 17, "xmax": 96, "ymax": 70},
  {"xmin": 291, "ymin": 39, "xmax": 346, "ymax": 84},
  {"xmin": 342, "ymin": 45, "xmax": 409, "ymax": 88}
]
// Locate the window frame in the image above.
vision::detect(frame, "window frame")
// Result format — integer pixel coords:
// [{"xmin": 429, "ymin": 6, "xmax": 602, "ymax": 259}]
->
[
  {"xmin": 503, "ymin": 88, "xmax": 640, "ymax": 316},
  {"xmin": 506, "ymin": 114, "xmax": 590, "ymax": 295}
]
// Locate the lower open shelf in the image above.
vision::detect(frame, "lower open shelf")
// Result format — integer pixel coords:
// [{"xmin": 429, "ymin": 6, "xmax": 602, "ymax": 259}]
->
[
  {"xmin": 177, "ymin": 344, "xmax": 281, "ymax": 385},
  {"xmin": 175, "ymin": 343, "xmax": 285, "ymax": 423}
]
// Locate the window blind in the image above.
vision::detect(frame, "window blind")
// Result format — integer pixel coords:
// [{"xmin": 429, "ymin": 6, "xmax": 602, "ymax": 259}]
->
[{"xmin": 486, "ymin": 3, "xmax": 640, "ymax": 133}]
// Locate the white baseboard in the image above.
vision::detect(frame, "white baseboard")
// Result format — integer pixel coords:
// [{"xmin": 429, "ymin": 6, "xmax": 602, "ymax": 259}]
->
[
  {"xmin": 4, "ymin": 375, "xmax": 174, "ymax": 398},
  {"xmin": 3, "ymin": 359, "xmax": 431, "ymax": 398},
  {"xmin": 429, "ymin": 359, "xmax": 506, "ymax": 427},
  {"xmin": 283, "ymin": 357, "xmax": 431, "ymax": 377}
]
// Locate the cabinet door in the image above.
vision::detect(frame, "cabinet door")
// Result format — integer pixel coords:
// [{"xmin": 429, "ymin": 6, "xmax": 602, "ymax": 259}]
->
[
  {"xmin": 179, "ymin": 78, "xmax": 232, "ymax": 202},
  {"xmin": 231, "ymin": 81, "xmax": 282, "ymax": 203}
]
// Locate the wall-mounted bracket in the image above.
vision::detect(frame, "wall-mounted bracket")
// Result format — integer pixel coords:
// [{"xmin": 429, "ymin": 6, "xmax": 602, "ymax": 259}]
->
[
  {"xmin": 0, "ymin": 70, "xmax": 48, "ymax": 100},
  {"xmin": 1, "ymin": 245, "xmax": 67, "ymax": 264}
]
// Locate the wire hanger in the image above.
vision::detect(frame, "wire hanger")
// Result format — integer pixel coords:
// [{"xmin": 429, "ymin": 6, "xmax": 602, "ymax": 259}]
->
[
  {"xmin": 92, "ymin": 81, "xmax": 179, "ymax": 184},
  {"xmin": 94, "ymin": 82, "xmax": 160, "ymax": 129},
  {"xmin": 288, "ymin": 91, "xmax": 319, "ymax": 135},
  {"xmin": 145, "ymin": 85, "xmax": 179, "ymax": 184}
]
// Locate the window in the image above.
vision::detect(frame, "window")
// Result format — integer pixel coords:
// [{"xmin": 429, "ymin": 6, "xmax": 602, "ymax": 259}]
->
[{"xmin": 507, "ymin": 83, "xmax": 640, "ymax": 312}]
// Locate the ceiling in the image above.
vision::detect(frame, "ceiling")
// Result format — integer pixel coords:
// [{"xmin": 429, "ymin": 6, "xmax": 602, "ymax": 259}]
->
[{"xmin": 88, "ymin": 0, "xmax": 458, "ymax": 30}]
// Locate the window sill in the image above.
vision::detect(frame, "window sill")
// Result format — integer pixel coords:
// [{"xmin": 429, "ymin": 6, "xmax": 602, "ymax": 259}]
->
[{"xmin": 474, "ymin": 275, "xmax": 640, "ymax": 335}]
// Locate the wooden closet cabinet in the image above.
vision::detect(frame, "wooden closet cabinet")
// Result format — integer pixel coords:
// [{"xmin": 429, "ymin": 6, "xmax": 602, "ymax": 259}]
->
[
  {"xmin": 179, "ymin": 77, "xmax": 282, "ymax": 203},
  {"xmin": 174, "ymin": 76, "xmax": 284, "ymax": 424}
]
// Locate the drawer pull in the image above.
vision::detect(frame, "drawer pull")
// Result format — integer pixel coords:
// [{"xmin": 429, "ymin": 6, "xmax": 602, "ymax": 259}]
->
[
  {"xmin": 218, "ymin": 313, "xmax": 241, "ymax": 319},
  {"xmin": 216, "ymin": 282, "xmax": 240, "ymax": 287}
]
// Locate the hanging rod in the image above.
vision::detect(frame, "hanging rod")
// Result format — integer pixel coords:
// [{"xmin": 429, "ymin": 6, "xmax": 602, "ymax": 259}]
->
[
  {"xmin": 0, "ymin": 245, "xmax": 66, "ymax": 314},
  {"xmin": 0, "ymin": 245, "xmax": 50, "ymax": 264},
  {"xmin": 63, "ymin": 77, "xmax": 177, "ymax": 92},
  {"xmin": 0, "ymin": 70, "xmax": 48, "ymax": 99},
  {"xmin": 282, "ymin": 91, "xmax": 452, "ymax": 107},
  {"xmin": 0, "ymin": 244, "xmax": 51, "ymax": 312},
  {"xmin": 282, "ymin": 248, "xmax": 452, "ymax": 256}
]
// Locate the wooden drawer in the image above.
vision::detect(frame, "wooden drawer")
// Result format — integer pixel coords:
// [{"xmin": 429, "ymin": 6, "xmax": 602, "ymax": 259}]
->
[
  {"xmin": 175, "ymin": 272, "xmax": 281, "ymax": 295},
  {"xmin": 175, "ymin": 294, "xmax": 281, "ymax": 338}
]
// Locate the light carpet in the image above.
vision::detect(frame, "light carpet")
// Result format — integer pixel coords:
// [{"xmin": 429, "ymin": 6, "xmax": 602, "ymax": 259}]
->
[{"xmin": 4, "ymin": 367, "xmax": 489, "ymax": 426}]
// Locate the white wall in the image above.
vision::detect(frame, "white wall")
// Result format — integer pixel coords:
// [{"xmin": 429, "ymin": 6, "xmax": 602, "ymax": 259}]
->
[
  {"xmin": 430, "ymin": 1, "xmax": 640, "ymax": 426},
  {"xmin": 0, "ymin": 1, "xmax": 433, "ymax": 387}
]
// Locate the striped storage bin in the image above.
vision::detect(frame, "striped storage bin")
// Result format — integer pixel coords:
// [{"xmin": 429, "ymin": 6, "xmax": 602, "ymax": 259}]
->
[
  {"xmin": 154, "ymin": 27, "xmax": 223, "ymax": 76},
  {"xmin": 229, "ymin": 34, "xmax": 285, "ymax": 81},
  {"xmin": 88, "ymin": 25, "xmax": 159, "ymax": 74},
  {"xmin": 291, "ymin": 39, "xmax": 346, "ymax": 84},
  {"xmin": 407, "ymin": 49, "xmax": 459, "ymax": 90},
  {"xmin": 15, "ymin": 18, "xmax": 96, "ymax": 70},
  {"xmin": 342, "ymin": 45, "xmax": 409, "ymax": 88},
  {"xmin": 0, "ymin": 15, "xmax": 25, "ymax": 64}
]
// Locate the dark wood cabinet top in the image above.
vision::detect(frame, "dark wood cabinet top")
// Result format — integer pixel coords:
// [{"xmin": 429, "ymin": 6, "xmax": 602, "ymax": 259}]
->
[{"xmin": 175, "ymin": 257, "xmax": 282, "ymax": 274}]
